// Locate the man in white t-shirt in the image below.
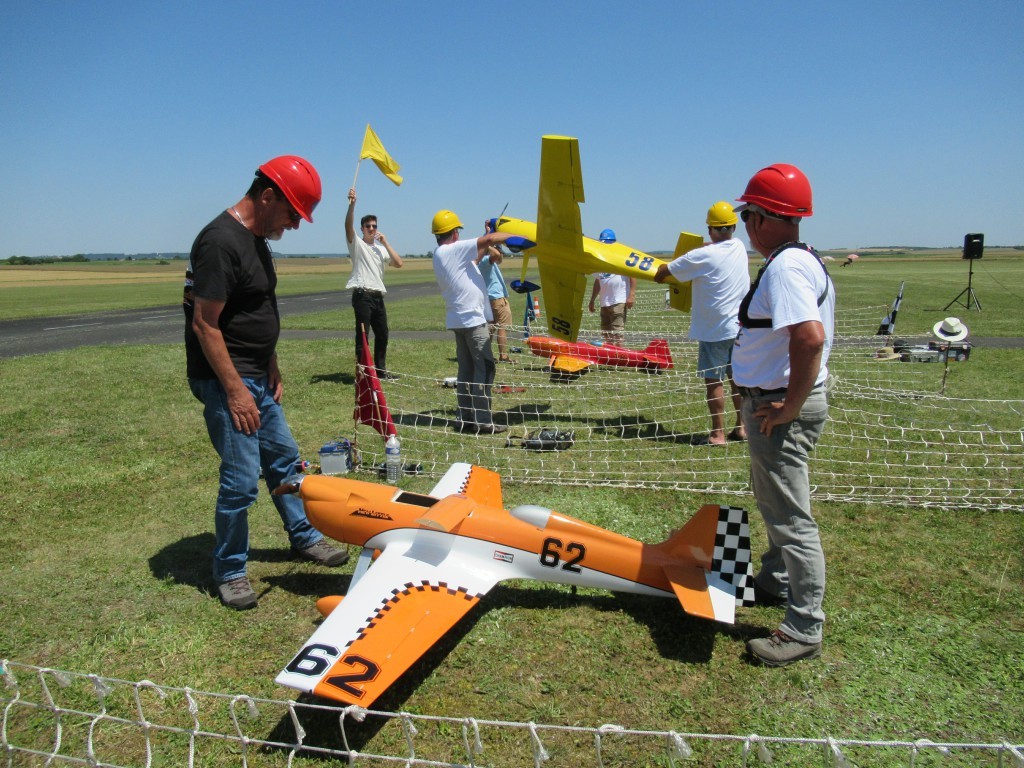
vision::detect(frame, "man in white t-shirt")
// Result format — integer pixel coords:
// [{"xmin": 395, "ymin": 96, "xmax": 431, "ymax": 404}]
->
[
  {"xmin": 731, "ymin": 163, "xmax": 834, "ymax": 668},
  {"xmin": 587, "ymin": 230, "xmax": 636, "ymax": 345},
  {"xmin": 431, "ymin": 210, "xmax": 521, "ymax": 434},
  {"xmin": 655, "ymin": 201, "xmax": 750, "ymax": 445},
  {"xmin": 345, "ymin": 188, "xmax": 403, "ymax": 379}
]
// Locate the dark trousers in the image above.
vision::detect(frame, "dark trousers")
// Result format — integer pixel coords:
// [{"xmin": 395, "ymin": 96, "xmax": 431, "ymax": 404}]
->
[{"xmin": 352, "ymin": 289, "xmax": 389, "ymax": 373}]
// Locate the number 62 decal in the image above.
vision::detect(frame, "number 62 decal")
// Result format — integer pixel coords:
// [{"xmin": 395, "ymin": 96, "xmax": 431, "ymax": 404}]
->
[
  {"xmin": 539, "ymin": 537, "xmax": 586, "ymax": 573},
  {"xmin": 286, "ymin": 644, "xmax": 382, "ymax": 699}
]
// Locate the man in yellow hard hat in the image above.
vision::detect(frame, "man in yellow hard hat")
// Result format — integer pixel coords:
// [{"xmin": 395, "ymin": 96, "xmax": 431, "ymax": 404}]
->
[
  {"xmin": 431, "ymin": 210, "xmax": 523, "ymax": 434},
  {"xmin": 655, "ymin": 201, "xmax": 750, "ymax": 445}
]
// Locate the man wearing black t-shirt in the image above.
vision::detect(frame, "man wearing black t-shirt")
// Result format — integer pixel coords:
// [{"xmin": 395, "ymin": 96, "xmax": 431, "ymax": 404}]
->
[{"xmin": 184, "ymin": 156, "xmax": 348, "ymax": 610}]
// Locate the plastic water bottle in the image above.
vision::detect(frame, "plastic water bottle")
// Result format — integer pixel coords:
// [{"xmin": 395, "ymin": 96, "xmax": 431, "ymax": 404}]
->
[{"xmin": 385, "ymin": 434, "xmax": 401, "ymax": 484}]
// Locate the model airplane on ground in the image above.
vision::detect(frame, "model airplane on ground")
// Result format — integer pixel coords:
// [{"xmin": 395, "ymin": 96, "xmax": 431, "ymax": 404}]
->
[
  {"xmin": 494, "ymin": 135, "xmax": 703, "ymax": 342},
  {"xmin": 274, "ymin": 463, "xmax": 754, "ymax": 707},
  {"xmin": 525, "ymin": 334, "xmax": 673, "ymax": 375}
]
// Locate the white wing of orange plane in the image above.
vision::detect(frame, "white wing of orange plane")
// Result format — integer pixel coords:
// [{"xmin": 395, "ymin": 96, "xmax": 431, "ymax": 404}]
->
[
  {"xmin": 496, "ymin": 135, "xmax": 704, "ymax": 342},
  {"xmin": 275, "ymin": 463, "xmax": 755, "ymax": 707}
]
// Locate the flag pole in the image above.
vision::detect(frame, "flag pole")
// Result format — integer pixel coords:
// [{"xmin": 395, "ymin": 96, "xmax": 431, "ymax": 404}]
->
[{"xmin": 352, "ymin": 158, "xmax": 362, "ymax": 190}]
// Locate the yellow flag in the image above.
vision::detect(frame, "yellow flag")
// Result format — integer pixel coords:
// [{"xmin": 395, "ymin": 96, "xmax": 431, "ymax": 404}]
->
[{"xmin": 359, "ymin": 124, "xmax": 403, "ymax": 186}]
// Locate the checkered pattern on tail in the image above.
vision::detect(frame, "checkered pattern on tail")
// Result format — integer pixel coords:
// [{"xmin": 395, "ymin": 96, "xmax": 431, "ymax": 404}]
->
[{"xmin": 712, "ymin": 506, "xmax": 755, "ymax": 606}]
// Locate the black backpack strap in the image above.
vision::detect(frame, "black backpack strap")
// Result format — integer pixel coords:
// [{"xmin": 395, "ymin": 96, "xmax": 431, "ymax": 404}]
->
[{"xmin": 739, "ymin": 242, "xmax": 831, "ymax": 329}]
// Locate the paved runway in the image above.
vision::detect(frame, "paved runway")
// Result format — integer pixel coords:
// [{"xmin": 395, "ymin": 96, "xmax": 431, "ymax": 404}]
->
[
  {"xmin": 1, "ymin": 285, "xmax": 1019, "ymax": 359},
  {"xmin": 0, "ymin": 284, "xmax": 444, "ymax": 359}
]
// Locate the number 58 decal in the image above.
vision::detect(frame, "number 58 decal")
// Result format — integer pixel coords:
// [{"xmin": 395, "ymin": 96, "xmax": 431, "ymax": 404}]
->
[{"xmin": 623, "ymin": 252, "xmax": 655, "ymax": 271}]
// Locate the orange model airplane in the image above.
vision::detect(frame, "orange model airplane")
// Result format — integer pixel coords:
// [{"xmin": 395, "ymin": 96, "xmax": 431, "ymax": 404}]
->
[{"xmin": 275, "ymin": 463, "xmax": 754, "ymax": 706}]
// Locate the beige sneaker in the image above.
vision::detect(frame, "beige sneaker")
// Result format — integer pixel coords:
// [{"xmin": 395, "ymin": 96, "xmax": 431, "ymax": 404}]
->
[
  {"xmin": 293, "ymin": 539, "xmax": 349, "ymax": 567},
  {"xmin": 217, "ymin": 577, "xmax": 257, "ymax": 610},
  {"xmin": 747, "ymin": 630, "xmax": 821, "ymax": 666}
]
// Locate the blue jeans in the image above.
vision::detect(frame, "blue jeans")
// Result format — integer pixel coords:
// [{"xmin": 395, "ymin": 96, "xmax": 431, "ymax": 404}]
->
[
  {"xmin": 742, "ymin": 386, "xmax": 829, "ymax": 643},
  {"xmin": 189, "ymin": 377, "xmax": 323, "ymax": 583}
]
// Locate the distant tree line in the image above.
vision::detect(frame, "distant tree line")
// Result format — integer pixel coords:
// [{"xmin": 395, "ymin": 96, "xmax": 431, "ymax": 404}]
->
[{"xmin": 3, "ymin": 254, "xmax": 90, "ymax": 265}]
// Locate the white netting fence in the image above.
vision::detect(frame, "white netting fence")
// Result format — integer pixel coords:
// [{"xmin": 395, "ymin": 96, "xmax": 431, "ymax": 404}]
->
[
  {"xmin": 348, "ymin": 292, "xmax": 1023, "ymax": 512},
  {"xmin": 4, "ymin": 662, "xmax": 1021, "ymax": 767}
]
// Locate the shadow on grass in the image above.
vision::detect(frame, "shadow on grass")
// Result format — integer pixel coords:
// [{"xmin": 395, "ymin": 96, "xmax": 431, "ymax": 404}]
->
[
  {"xmin": 258, "ymin": 581, "xmax": 744, "ymax": 759},
  {"xmin": 310, "ymin": 371, "xmax": 354, "ymax": 385},
  {"xmin": 149, "ymin": 534, "xmax": 349, "ymax": 599},
  {"xmin": 148, "ymin": 533, "xmax": 215, "ymax": 594}
]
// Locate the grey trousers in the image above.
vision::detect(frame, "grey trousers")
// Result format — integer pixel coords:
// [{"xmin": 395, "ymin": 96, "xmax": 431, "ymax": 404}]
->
[
  {"xmin": 452, "ymin": 323, "xmax": 495, "ymax": 426},
  {"xmin": 742, "ymin": 387, "xmax": 829, "ymax": 643}
]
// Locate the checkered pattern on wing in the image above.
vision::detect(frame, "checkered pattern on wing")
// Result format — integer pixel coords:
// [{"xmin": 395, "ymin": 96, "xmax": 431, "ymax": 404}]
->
[{"xmin": 712, "ymin": 506, "xmax": 755, "ymax": 606}]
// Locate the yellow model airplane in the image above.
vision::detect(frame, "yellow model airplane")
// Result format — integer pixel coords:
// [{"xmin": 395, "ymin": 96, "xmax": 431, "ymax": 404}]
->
[{"xmin": 495, "ymin": 135, "xmax": 702, "ymax": 342}]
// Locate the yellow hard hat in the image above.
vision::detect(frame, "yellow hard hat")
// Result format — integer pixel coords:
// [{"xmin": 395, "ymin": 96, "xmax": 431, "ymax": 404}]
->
[
  {"xmin": 706, "ymin": 201, "xmax": 738, "ymax": 228},
  {"xmin": 431, "ymin": 209, "xmax": 463, "ymax": 235}
]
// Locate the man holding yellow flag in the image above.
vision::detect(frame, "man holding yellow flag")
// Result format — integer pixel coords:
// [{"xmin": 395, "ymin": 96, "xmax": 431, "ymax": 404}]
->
[
  {"xmin": 345, "ymin": 187, "xmax": 403, "ymax": 379},
  {"xmin": 345, "ymin": 125, "xmax": 404, "ymax": 378}
]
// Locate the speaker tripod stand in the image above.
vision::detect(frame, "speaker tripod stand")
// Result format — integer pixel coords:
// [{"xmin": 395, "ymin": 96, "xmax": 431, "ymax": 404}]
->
[{"xmin": 943, "ymin": 257, "xmax": 982, "ymax": 311}]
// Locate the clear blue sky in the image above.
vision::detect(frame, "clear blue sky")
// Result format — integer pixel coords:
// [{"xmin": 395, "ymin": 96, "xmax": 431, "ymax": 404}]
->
[{"xmin": 2, "ymin": 0, "xmax": 1022, "ymax": 258}]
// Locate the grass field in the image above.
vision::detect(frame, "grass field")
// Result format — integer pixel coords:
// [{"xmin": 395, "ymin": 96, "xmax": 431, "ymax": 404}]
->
[{"xmin": 1, "ymin": 251, "xmax": 1022, "ymax": 766}]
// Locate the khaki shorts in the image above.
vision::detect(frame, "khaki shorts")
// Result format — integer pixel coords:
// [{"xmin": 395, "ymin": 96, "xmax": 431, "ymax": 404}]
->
[
  {"xmin": 600, "ymin": 303, "xmax": 626, "ymax": 332},
  {"xmin": 490, "ymin": 296, "xmax": 512, "ymax": 327}
]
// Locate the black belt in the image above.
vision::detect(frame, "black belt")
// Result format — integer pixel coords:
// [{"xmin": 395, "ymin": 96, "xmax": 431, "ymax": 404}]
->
[
  {"xmin": 353, "ymin": 288, "xmax": 383, "ymax": 296},
  {"xmin": 737, "ymin": 385, "xmax": 787, "ymax": 398},
  {"xmin": 737, "ymin": 382, "xmax": 823, "ymax": 399}
]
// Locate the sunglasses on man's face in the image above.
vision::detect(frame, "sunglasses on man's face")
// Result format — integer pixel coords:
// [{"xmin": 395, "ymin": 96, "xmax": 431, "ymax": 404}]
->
[
  {"xmin": 363, "ymin": 223, "xmax": 378, "ymax": 230},
  {"xmin": 741, "ymin": 206, "xmax": 789, "ymax": 223},
  {"xmin": 276, "ymin": 193, "xmax": 301, "ymax": 223}
]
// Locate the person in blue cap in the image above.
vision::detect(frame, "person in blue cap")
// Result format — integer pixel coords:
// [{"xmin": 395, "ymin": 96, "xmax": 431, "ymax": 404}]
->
[{"xmin": 588, "ymin": 229, "xmax": 636, "ymax": 344}]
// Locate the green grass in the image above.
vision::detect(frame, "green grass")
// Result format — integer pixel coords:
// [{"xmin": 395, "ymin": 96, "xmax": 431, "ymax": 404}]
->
[{"xmin": 1, "ymin": 253, "xmax": 1022, "ymax": 766}]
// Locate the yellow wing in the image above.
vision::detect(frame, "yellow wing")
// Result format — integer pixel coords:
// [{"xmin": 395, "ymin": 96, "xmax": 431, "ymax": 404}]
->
[
  {"xmin": 537, "ymin": 134, "xmax": 585, "ymax": 250},
  {"xmin": 538, "ymin": 258, "xmax": 589, "ymax": 341}
]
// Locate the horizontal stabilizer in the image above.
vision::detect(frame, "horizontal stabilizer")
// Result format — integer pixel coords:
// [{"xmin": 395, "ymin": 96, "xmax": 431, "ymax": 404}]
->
[
  {"xmin": 550, "ymin": 354, "xmax": 592, "ymax": 374},
  {"xmin": 663, "ymin": 563, "xmax": 717, "ymax": 620},
  {"xmin": 510, "ymin": 279, "xmax": 541, "ymax": 294},
  {"xmin": 667, "ymin": 232, "xmax": 703, "ymax": 312},
  {"xmin": 657, "ymin": 504, "xmax": 755, "ymax": 622}
]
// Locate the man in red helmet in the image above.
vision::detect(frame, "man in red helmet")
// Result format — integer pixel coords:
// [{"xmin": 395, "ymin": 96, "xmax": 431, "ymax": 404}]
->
[
  {"xmin": 731, "ymin": 163, "xmax": 834, "ymax": 666},
  {"xmin": 184, "ymin": 156, "xmax": 348, "ymax": 610}
]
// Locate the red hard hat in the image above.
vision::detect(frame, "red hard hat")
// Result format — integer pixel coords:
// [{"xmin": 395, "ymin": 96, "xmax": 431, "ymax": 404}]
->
[
  {"xmin": 258, "ymin": 155, "xmax": 322, "ymax": 223},
  {"xmin": 737, "ymin": 163, "xmax": 813, "ymax": 218}
]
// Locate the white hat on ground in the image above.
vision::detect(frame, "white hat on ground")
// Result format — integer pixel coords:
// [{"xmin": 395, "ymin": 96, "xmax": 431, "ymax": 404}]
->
[{"xmin": 932, "ymin": 317, "xmax": 969, "ymax": 342}]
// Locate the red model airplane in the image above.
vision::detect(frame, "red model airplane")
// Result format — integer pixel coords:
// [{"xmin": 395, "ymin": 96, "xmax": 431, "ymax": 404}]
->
[
  {"xmin": 525, "ymin": 334, "xmax": 673, "ymax": 375},
  {"xmin": 274, "ymin": 463, "xmax": 754, "ymax": 707}
]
